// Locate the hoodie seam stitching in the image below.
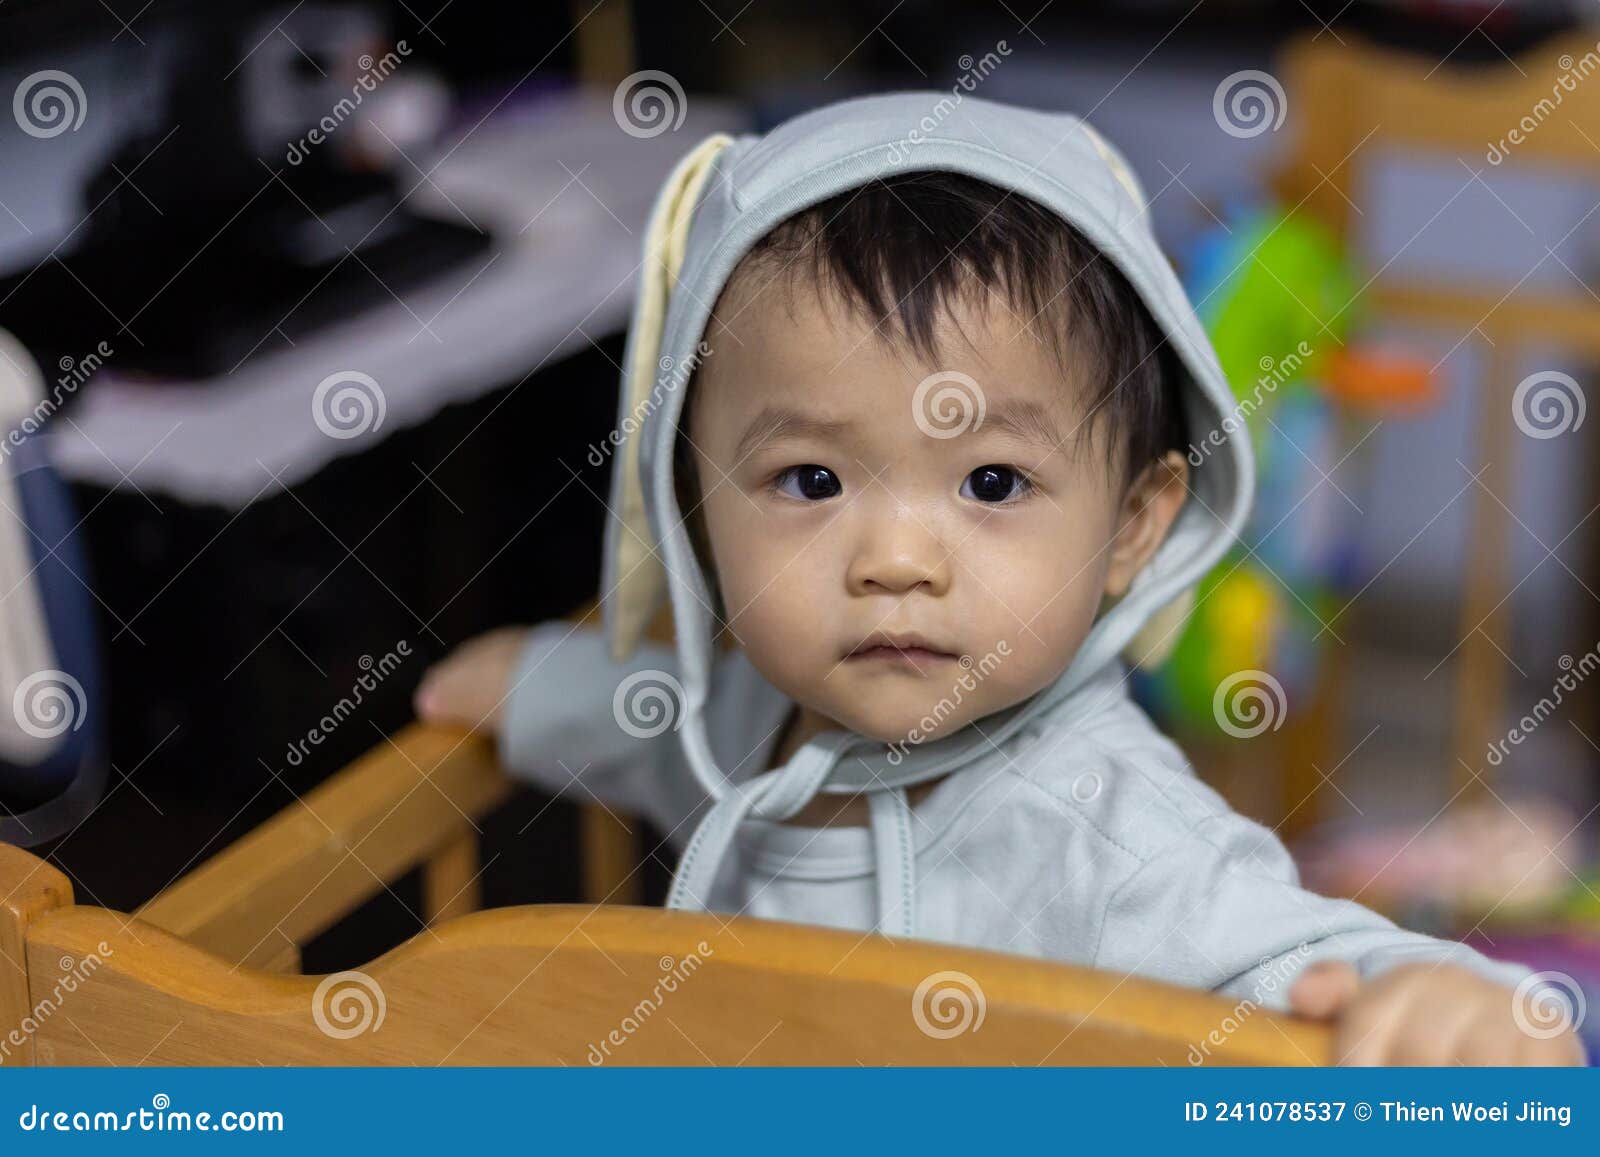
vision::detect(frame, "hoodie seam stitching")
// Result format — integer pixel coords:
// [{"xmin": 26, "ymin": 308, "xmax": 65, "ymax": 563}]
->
[
  {"xmin": 734, "ymin": 139, "xmax": 1137, "ymax": 278},
  {"xmin": 997, "ymin": 760, "xmax": 1145, "ymax": 865}
]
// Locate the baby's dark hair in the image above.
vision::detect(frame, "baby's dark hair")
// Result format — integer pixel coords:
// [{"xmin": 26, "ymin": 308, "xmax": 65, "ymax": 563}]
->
[
  {"xmin": 672, "ymin": 170, "xmax": 1188, "ymax": 622},
  {"xmin": 677, "ymin": 168, "xmax": 1185, "ymax": 484}
]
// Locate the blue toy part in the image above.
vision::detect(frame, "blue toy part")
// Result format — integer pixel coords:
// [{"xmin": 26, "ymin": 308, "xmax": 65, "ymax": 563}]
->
[{"xmin": 0, "ymin": 361, "xmax": 107, "ymax": 845}]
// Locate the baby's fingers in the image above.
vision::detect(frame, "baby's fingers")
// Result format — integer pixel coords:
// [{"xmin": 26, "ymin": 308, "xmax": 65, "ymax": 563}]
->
[
  {"xmin": 1328, "ymin": 967, "xmax": 1440, "ymax": 1065},
  {"xmin": 412, "ymin": 661, "xmax": 457, "ymax": 721},
  {"xmin": 1289, "ymin": 960, "xmax": 1360, "ymax": 1020}
]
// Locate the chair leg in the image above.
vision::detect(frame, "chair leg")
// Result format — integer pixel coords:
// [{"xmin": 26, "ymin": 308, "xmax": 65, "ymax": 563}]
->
[{"xmin": 0, "ymin": 843, "xmax": 73, "ymax": 1067}]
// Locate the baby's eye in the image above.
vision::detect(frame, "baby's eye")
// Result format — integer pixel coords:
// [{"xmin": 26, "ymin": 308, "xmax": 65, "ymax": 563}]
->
[
  {"xmin": 961, "ymin": 465, "xmax": 1033, "ymax": 504},
  {"xmin": 772, "ymin": 464, "xmax": 842, "ymax": 501}
]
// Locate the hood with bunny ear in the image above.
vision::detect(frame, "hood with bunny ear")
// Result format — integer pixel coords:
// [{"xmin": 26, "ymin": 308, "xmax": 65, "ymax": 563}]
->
[{"xmin": 598, "ymin": 91, "xmax": 1254, "ymax": 928}]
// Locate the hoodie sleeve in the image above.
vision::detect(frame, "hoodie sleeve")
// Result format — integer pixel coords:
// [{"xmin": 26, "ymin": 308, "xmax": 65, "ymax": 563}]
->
[
  {"xmin": 1090, "ymin": 805, "xmax": 1573, "ymax": 1027},
  {"xmin": 496, "ymin": 618, "xmax": 695, "ymax": 829}
]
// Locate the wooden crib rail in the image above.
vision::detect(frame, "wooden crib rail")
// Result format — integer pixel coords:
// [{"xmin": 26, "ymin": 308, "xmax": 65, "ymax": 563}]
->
[
  {"xmin": 135, "ymin": 723, "xmax": 511, "ymax": 972},
  {"xmin": 134, "ymin": 595, "xmax": 653, "ymax": 970},
  {"xmin": 4, "ymin": 848, "xmax": 1330, "ymax": 1066},
  {"xmin": 1, "ymin": 600, "xmax": 1334, "ymax": 1066}
]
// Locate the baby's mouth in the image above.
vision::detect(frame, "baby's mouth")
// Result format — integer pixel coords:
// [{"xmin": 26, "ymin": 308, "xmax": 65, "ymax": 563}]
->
[{"xmin": 844, "ymin": 633, "xmax": 961, "ymax": 674}]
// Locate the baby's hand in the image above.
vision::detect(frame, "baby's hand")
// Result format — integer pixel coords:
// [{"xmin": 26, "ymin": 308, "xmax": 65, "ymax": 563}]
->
[
  {"xmin": 413, "ymin": 626, "xmax": 533, "ymax": 732},
  {"xmin": 1289, "ymin": 959, "xmax": 1585, "ymax": 1066}
]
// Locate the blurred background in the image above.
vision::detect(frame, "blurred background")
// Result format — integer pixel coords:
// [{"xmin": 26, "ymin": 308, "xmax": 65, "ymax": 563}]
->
[{"xmin": 1, "ymin": 0, "xmax": 1597, "ymax": 1052}]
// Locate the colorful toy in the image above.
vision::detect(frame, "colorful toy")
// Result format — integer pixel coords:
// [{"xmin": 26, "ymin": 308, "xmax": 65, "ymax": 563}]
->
[
  {"xmin": 1139, "ymin": 204, "xmax": 1443, "ymax": 735},
  {"xmin": 1138, "ymin": 206, "xmax": 1354, "ymax": 732}
]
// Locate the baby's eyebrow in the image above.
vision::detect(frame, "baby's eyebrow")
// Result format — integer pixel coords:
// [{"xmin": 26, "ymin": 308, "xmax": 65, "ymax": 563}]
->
[
  {"xmin": 733, "ymin": 396, "xmax": 1066, "ymax": 460},
  {"xmin": 735, "ymin": 405, "xmax": 851, "ymax": 461},
  {"xmin": 980, "ymin": 398, "xmax": 1066, "ymax": 453}
]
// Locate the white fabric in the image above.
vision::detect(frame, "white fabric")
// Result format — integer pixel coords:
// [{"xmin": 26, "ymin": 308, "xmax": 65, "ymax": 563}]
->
[
  {"xmin": 42, "ymin": 91, "xmax": 750, "ymax": 509},
  {"xmin": 0, "ymin": 331, "xmax": 61, "ymax": 766}
]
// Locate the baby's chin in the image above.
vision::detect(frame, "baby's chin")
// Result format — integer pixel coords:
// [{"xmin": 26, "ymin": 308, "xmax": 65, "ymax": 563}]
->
[{"xmin": 812, "ymin": 687, "xmax": 1000, "ymax": 748}]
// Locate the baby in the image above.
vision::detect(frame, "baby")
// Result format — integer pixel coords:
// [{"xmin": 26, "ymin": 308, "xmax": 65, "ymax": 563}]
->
[{"xmin": 416, "ymin": 93, "xmax": 1583, "ymax": 1065}]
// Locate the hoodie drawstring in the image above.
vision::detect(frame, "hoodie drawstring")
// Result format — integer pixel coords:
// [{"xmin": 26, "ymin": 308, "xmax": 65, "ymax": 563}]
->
[{"xmin": 666, "ymin": 733, "xmax": 918, "ymax": 937}]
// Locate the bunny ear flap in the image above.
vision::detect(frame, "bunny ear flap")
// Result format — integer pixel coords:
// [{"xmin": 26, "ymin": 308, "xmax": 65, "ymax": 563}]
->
[
  {"xmin": 605, "ymin": 132, "xmax": 736, "ymax": 664},
  {"xmin": 1077, "ymin": 120, "xmax": 1148, "ymax": 212},
  {"xmin": 1119, "ymin": 586, "xmax": 1196, "ymax": 670}
]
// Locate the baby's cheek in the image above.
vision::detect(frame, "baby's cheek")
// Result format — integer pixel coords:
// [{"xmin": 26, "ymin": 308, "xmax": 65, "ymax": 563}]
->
[
  {"xmin": 720, "ymin": 548, "xmax": 834, "ymax": 668},
  {"xmin": 982, "ymin": 576, "xmax": 1101, "ymax": 699}
]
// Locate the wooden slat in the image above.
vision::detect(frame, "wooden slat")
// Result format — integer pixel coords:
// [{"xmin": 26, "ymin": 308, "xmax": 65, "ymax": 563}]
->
[
  {"xmin": 261, "ymin": 941, "xmax": 301, "ymax": 974},
  {"xmin": 1276, "ymin": 31, "xmax": 1600, "ymax": 239},
  {"xmin": 0, "ymin": 843, "xmax": 73, "ymax": 1067},
  {"xmin": 423, "ymin": 828, "xmax": 481, "ymax": 927},
  {"xmin": 581, "ymin": 806, "xmax": 641, "ymax": 904},
  {"xmin": 562, "ymin": 596, "xmax": 674, "ymax": 903},
  {"xmin": 1372, "ymin": 282, "xmax": 1600, "ymax": 360},
  {"xmin": 27, "ymin": 900, "xmax": 1330, "ymax": 1067},
  {"xmin": 574, "ymin": 0, "xmax": 635, "ymax": 87},
  {"xmin": 135, "ymin": 724, "xmax": 513, "ymax": 970},
  {"xmin": 1451, "ymin": 325, "xmax": 1518, "ymax": 798}
]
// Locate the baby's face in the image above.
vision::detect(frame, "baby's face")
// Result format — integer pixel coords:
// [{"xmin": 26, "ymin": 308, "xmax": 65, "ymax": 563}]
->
[{"xmin": 684, "ymin": 273, "xmax": 1179, "ymax": 747}]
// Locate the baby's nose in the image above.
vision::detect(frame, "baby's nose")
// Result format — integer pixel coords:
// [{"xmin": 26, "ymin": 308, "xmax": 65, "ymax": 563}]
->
[{"xmin": 845, "ymin": 511, "xmax": 952, "ymax": 595}]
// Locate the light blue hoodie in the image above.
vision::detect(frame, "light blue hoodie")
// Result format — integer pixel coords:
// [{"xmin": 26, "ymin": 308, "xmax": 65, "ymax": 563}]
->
[{"xmin": 499, "ymin": 91, "xmax": 1561, "ymax": 1022}]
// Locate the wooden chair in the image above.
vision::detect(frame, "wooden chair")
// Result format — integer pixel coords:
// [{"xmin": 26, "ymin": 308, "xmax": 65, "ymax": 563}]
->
[
  {"xmin": 0, "ymin": 719, "xmax": 1330, "ymax": 1066},
  {"xmin": 1272, "ymin": 30, "xmax": 1600, "ymax": 804}
]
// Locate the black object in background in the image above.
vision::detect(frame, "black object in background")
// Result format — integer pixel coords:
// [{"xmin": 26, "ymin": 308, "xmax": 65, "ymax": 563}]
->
[
  {"xmin": 40, "ymin": 333, "xmax": 673, "ymax": 970},
  {"xmin": 0, "ymin": 0, "xmax": 491, "ymax": 378}
]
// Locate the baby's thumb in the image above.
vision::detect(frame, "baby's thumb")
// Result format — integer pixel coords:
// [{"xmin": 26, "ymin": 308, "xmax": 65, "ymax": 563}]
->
[
  {"xmin": 1288, "ymin": 959, "xmax": 1361, "ymax": 1020},
  {"xmin": 413, "ymin": 671, "xmax": 443, "ymax": 720}
]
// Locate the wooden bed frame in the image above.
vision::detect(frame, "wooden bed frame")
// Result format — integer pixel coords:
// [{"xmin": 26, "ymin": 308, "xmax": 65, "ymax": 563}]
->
[{"xmin": 0, "ymin": 723, "xmax": 1330, "ymax": 1066}]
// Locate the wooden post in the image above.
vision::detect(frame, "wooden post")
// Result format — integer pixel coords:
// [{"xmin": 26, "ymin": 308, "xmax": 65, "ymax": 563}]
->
[
  {"xmin": 0, "ymin": 843, "xmax": 73, "ymax": 1067},
  {"xmin": 574, "ymin": 0, "xmax": 635, "ymax": 87},
  {"xmin": 423, "ymin": 827, "xmax": 481, "ymax": 926},
  {"xmin": 582, "ymin": 806, "xmax": 640, "ymax": 905},
  {"xmin": 1451, "ymin": 330, "xmax": 1518, "ymax": 801}
]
